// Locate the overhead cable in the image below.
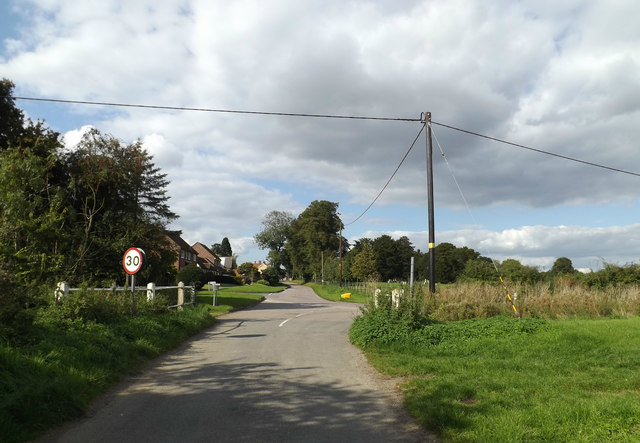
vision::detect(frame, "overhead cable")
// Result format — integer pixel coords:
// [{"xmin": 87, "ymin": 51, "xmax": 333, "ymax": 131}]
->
[
  {"xmin": 14, "ymin": 96, "xmax": 420, "ymax": 123},
  {"xmin": 343, "ymin": 124, "xmax": 425, "ymax": 227},
  {"xmin": 432, "ymin": 120, "xmax": 640, "ymax": 178}
]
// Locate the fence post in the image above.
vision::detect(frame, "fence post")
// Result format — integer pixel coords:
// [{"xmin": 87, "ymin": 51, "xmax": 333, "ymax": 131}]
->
[
  {"xmin": 374, "ymin": 288, "xmax": 381, "ymax": 308},
  {"xmin": 55, "ymin": 282, "xmax": 69, "ymax": 301},
  {"xmin": 147, "ymin": 282, "xmax": 156, "ymax": 301},
  {"xmin": 392, "ymin": 288, "xmax": 401, "ymax": 309},
  {"xmin": 177, "ymin": 281, "xmax": 184, "ymax": 311},
  {"xmin": 190, "ymin": 285, "xmax": 196, "ymax": 305}
]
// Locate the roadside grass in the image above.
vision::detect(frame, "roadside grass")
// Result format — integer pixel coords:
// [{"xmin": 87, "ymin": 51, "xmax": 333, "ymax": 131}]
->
[
  {"xmin": 196, "ymin": 283, "xmax": 287, "ymax": 314},
  {"xmin": 0, "ymin": 304, "xmax": 217, "ymax": 443},
  {"xmin": 351, "ymin": 314, "xmax": 640, "ymax": 442},
  {"xmin": 307, "ymin": 282, "xmax": 368, "ymax": 303},
  {"xmin": 1, "ymin": 287, "xmax": 271, "ymax": 443},
  {"xmin": 220, "ymin": 283, "xmax": 288, "ymax": 294}
]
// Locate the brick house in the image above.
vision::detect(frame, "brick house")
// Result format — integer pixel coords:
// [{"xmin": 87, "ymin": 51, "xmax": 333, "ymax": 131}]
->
[
  {"xmin": 165, "ymin": 232, "xmax": 198, "ymax": 271},
  {"xmin": 192, "ymin": 242, "xmax": 226, "ymax": 275}
]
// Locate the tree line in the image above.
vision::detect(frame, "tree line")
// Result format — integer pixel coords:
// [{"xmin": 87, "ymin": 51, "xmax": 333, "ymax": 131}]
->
[
  {"xmin": 255, "ymin": 201, "xmax": 640, "ymax": 288},
  {"xmin": 0, "ymin": 79, "xmax": 180, "ymax": 334}
]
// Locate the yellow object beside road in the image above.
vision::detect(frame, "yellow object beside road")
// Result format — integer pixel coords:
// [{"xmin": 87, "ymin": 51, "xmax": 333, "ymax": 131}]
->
[{"xmin": 340, "ymin": 293, "xmax": 351, "ymax": 299}]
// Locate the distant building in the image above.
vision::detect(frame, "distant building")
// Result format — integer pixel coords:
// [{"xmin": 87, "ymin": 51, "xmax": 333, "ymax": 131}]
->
[
  {"xmin": 253, "ymin": 260, "xmax": 269, "ymax": 275},
  {"xmin": 220, "ymin": 256, "xmax": 234, "ymax": 270},
  {"xmin": 192, "ymin": 242, "xmax": 226, "ymax": 275},
  {"xmin": 165, "ymin": 232, "xmax": 198, "ymax": 271}
]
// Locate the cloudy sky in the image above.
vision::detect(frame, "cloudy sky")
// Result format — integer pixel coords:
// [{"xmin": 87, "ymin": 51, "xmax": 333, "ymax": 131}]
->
[{"xmin": 2, "ymin": 0, "xmax": 640, "ymax": 271}]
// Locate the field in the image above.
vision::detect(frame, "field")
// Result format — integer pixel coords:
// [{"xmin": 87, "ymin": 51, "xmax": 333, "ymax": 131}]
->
[{"xmin": 342, "ymin": 280, "xmax": 640, "ymax": 442}]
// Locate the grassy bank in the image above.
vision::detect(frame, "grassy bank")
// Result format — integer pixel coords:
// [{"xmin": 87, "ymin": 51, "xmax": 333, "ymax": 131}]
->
[
  {"xmin": 307, "ymin": 282, "xmax": 369, "ymax": 303},
  {"xmin": 196, "ymin": 283, "xmax": 287, "ymax": 314},
  {"xmin": 351, "ymin": 311, "xmax": 640, "ymax": 441},
  {"xmin": 0, "ymin": 285, "xmax": 272, "ymax": 442}
]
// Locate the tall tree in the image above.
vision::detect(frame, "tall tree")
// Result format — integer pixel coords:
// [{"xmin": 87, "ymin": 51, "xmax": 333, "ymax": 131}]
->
[
  {"xmin": 220, "ymin": 237, "xmax": 233, "ymax": 257},
  {"xmin": 371, "ymin": 235, "xmax": 415, "ymax": 281},
  {"xmin": 254, "ymin": 210, "xmax": 293, "ymax": 276},
  {"xmin": 350, "ymin": 244, "xmax": 379, "ymax": 281},
  {"xmin": 550, "ymin": 257, "xmax": 575, "ymax": 275},
  {"xmin": 286, "ymin": 200, "xmax": 341, "ymax": 281},
  {"xmin": 0, "ymin": 78, "xmax": 25, "ymax": 151},
  {"xmin": 64, "ymin": 129, "xmax": 178, "ymax": 283}
]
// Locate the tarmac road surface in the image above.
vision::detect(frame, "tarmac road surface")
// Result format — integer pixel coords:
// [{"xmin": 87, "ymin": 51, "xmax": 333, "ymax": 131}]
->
[{"xmin": 39, "ymin": 284, "xmax": 435, "ymax": 442}]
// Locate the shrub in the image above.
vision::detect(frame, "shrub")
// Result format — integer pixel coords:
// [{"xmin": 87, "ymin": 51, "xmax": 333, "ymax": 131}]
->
[
  {"xmin": 175, "ymin": 264, "xmax": 204, "ymax": 290},
  {"xmin": 256, "ymin": 279, "xmax": 270, "ymax": 286},
  {"xmin": 261, "ymin": 266, "xmax": 281, "ymax": 286}
]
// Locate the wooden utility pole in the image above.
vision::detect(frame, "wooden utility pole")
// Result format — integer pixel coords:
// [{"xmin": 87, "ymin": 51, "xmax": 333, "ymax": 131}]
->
[
  {"xmin": 339, "ymin": 222, "xmax": 343, "ymax": 286},
  {"xmin": 425, "ymin": 112, "xmax": 436, "ymax": 294}
]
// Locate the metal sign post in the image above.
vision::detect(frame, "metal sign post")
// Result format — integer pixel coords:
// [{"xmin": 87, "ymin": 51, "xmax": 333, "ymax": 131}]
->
[{"xmin": 123, "ymin": 247, "xmax": 145, "ymax": 314}]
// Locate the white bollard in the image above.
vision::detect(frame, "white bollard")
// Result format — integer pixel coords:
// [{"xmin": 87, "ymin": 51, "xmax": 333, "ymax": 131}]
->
[
  {"xmin": 55, "ymin": 282, "xmax": 69, "ymax": 301},
  {"xmin": 147, "ymin": 282, "xmax": 156, "ymax": 301},
  {"xmin": 392, "ymin": 288, "xmax": 401, "ymax": 309},
  {"xmin": 177, "ymin": 281, "xmax": 185, "ymax": 310}
]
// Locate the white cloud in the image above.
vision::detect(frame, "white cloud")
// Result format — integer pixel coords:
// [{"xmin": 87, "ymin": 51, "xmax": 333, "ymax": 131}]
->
[
  {"xmin": 3, "ymin": 0, "xmax": 640, "ymax": 265},
  {"xmin": 358, "ymin": 223, "xmax": 640, "ymax": 270}
]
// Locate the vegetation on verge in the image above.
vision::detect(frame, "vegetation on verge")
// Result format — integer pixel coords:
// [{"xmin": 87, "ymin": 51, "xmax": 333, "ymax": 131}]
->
[
  {"xmin": 0, "ymin": 283, "xmax": 270, "ymax": 442},
  {"xmin": 0, "ymin": 298, "xmax": 213, "ymax": 442},
  {"xmin": 306, "ymin": 282, "xmax": 368, "ymax": 304},
  {"xmin": 350, "ymin": 284, "xmax": 640, "ymax": 441}
]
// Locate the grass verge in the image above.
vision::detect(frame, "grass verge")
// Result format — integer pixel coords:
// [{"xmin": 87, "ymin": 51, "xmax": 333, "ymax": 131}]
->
[
  {"xmin": 1, "ymin": 289, "xmax": 268, "ymax": 442},
  {"xmin": 307, "ymin": 282, "xmax": 368, "ymax": 303},
  {"xmin": 351, "ymin": 313, "xmax": 640, "ymax": 441},
  {"xmin": 195, "ymin": 282, "xmax": 287, "ymax": 314}
]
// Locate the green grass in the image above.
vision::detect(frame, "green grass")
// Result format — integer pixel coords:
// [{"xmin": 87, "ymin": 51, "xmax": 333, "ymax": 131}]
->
[
  {"xmin": 195, "ymin": 283, "xmax": 287, "ymax": 314},
  {"xmin": 0, "ymin": 305, "xmax": 217, "ymax": 443},
  {"xmin": 219, "ymin": 283, "xmax": 288, "ymax": 294},
  {"xmin": 307, "ymin": 282, "xmax": 369, "ymax": 303},
  {"xmin": 351, "ymin": 314, "xmax": 640, "ymax": 442},
  {"xmin": 0, "ymin": 285, "xmax": 273, "ymax": 442}
]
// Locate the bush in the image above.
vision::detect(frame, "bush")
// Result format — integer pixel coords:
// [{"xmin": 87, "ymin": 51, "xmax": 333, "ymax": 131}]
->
[
  {"xmin": 0, "ymin": 278, "xmax": 38, "ymax": 342},
  {"xmin": 261, "ymin": 266, "xmax": 281, "ymax": 286},
  {"xmin": 176, "ymin": 264, "xmax": 204, "ymax": 290},
  {"xmin": 256, "ymin": 279, "xmax": 270, "ymax": 286}
]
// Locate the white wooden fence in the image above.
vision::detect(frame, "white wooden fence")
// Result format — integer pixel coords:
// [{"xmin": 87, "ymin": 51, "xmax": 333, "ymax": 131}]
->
[{"xmin": 55, "ymin": 281, "xmax": 196, "ymax": 308}]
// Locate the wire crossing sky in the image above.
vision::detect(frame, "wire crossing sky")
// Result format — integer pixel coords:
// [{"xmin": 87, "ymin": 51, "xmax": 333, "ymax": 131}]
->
[{"xmin": 4, "ymin": 0, "xmax": 640, "ymax": 271}]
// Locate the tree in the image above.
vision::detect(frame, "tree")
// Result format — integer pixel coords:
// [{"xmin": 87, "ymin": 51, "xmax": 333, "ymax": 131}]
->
[
  {"xmin": 212, "ymin": 237, "xmax": 233, "ymax": 257},
  {"xmin": 0, "ymin": 78, "xmax": 25, "ymax": 151},
  {"xmin": 370, "ymin": 235, "xmax": 415, "ymax": 281},
  {"xmin": 64, "ymin": 129, "xmax": 178, "ymax": 283},
  {"xmin": 286, "ymin": 200, "xmax": 342, "ymax": 281},
  {"xmin": 461, "ymin": 257, "xmax": 496, "ymax": 282},
  {"xmin": 499, "ymin": 259, "xmax": 541, "ymax": 284},
  {"xmin": 550, "ymin": 257, "xmax": 575, "ymax": 275},
  {"xmin": 254, "ymin": 210, "xmax": 293, "ymax": 276},
  {"xmin": 350, "ymin": 244, "xmax": 379, "ymax": 281},
  {"xmin": 220, "ymin": 237, "xmax": 233, "ymax": 257},
  {"xmin": 237, "ymin": 262, "xmax": 257, "ymax": 282}
]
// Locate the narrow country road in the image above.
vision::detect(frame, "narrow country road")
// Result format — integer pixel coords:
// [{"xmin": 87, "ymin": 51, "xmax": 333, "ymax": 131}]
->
[{"xmin": 40, "ymin": 284, "xmax": 434, "ymax": 442}]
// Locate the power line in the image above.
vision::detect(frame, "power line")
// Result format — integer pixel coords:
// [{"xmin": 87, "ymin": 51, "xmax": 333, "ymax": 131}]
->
[
  {"xmin": 432, "ymin": 120, "xmax": 640, "ymax": 178},
  {"xmin": 15, "ymin": 95, "xmax": 640, "ymax": 177},
  {"xmin": 14, "ymin": 96, "xmax": 421, "ymax": 123},
  {"xmin": 343, "ymin": 123, "xmax": 425, "ymax": 227}
]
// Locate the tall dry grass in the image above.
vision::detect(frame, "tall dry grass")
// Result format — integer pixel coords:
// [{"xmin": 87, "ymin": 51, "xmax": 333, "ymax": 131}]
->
[{"xmin": 411, "ymin": 279, "xmax": 640, "ymax": 321}]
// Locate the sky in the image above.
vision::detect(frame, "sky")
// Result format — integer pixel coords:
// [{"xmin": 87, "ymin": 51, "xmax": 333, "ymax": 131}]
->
[{"xmin": 1, "ymin": 0, "xmax": 640, "ymax": 272}]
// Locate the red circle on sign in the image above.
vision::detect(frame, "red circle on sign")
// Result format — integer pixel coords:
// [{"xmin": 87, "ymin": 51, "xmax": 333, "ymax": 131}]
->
[{"xmin": 123, "ymin": 247, "xmax": 144, "ymax": 274}]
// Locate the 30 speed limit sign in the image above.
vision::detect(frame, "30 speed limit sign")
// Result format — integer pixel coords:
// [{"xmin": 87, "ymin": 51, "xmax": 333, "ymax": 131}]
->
[{"xmin": 123, "ymin": 247, "xmax": 145, "ymax": 274}]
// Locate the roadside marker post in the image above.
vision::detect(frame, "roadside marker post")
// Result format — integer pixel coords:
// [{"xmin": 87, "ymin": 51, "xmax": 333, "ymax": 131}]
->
[
  {"xmin": 123, "ymin": 247, "xmax": 145, "ymax": 314},
  {"xmin": 209, "ymin": 281, "xmax": 221, "ymax": 306}
]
